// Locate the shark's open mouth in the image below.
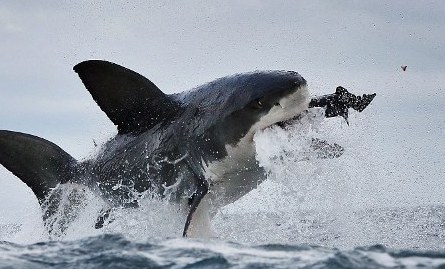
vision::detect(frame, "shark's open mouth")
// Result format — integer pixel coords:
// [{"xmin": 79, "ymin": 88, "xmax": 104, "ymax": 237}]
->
[
  {"xmin": 275, "ymin": 115, "xmax": 302, "ymax": 129},
  {"xmin": 270, "ymin": 86, "xmax": 376, "ymax": 159},
  {"xmin": 276, "ymin": 86, "xmax": 376, "ymax": 128}
]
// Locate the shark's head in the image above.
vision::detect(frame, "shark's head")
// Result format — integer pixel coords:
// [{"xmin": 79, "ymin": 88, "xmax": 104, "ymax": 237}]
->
[
  {"xmin": 194, "ymin": 70, "xmax": 309, "ymax": 146},
  {"xmin": 186, "ymin": 70, "xmax": 310, "ymax": 209}
]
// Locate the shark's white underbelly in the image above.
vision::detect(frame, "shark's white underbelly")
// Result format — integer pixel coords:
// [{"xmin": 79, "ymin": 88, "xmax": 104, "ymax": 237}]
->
[{"xmin": 203, "ymin": 137, "xmax": 264, "ymax": 212}]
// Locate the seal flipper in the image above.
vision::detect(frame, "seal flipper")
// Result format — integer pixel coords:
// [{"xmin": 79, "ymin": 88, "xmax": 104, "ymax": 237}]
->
[
  {"xmin": 0, "ymin": 130, "xmax": 77, "ymax": 204},
  {"xmin": 74, "ymin": 60, "xmax": 183, "ymax": 134},
  {"xmin": 310, "ymin": 138, "xmax": 344, "ymax": 159}
]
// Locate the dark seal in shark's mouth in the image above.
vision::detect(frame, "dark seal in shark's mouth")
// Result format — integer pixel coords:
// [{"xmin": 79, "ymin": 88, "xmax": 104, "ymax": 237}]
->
[
  {"xmin": 0, "ymin": 60, "xmax": 375, "ymax": 237},
  {"xmin": 277, "ymin": 86, "xmax": 376, "ymax": 127}
]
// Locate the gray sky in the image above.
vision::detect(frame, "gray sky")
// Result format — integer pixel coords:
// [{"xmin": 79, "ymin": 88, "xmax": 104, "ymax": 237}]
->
[{"xmin": 0, "ymin": 1, "xmax": 444, "ymax": 223}]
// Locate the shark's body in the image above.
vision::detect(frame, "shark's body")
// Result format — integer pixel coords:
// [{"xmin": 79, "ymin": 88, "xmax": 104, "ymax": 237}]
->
[{"xmin": 0, "ymin": 61, "xmax": 375, "ymax": 237}]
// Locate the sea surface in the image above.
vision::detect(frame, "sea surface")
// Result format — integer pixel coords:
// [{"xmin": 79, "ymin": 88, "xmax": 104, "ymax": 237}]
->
[{"xmin": 1, "ymin": 228, "xmax": 445, "ymax": 269}]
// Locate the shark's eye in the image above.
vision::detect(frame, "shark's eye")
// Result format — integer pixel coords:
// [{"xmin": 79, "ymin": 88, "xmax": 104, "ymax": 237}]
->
[{"xmin": 252, "ymin": 99, "xmax": 263, "ymax": 109}]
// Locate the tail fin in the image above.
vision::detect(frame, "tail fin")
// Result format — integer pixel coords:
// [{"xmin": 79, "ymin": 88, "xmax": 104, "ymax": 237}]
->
[{"xmin": 0, "ymin": 130, "xmax": 77, "ymax": 204}]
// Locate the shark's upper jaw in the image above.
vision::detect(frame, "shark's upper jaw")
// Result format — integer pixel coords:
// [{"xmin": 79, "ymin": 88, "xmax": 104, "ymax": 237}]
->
[{"xmin": 254, "ymin": 85, "xmax": 310, "ymax": 132}]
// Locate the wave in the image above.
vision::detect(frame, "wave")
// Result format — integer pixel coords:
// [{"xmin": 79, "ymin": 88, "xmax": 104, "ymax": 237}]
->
[{"xmin": 1, "ymin": 234, "xmax": 445, "ymax": 269}]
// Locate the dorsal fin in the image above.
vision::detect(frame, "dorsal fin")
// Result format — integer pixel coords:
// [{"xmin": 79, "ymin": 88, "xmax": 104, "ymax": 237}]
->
[
  {"xmin": 0, "ymin": 130, "xmax": 77, "ymax": 204},
  {"xmin": 73, "ymin": 60, "xmax": 182, "ymax": 134}
]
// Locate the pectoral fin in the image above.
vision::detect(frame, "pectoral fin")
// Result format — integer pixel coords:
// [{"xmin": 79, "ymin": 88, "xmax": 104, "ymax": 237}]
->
[{"xmin": 183, "ymin": 180, "xmax": 209, "ymax": 237}]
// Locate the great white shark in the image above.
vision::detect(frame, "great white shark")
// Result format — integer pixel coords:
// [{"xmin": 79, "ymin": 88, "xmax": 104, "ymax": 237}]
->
[{"xmin": 0, "ymin": 60, "xmax": 375, "ymax": 237}]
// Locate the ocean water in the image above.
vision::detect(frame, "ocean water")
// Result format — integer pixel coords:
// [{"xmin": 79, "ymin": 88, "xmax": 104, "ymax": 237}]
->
[
  {"xmin": 2, "ymin": 234, "xmax": 445, "ymax": 269},
  {"xmin": 1, "ymin": 108, "xmax": 445, "ymax": 268}
]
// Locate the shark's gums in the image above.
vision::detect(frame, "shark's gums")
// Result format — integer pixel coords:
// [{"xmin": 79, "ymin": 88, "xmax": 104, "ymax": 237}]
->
[{"xmin": 0, "ymin": 60, "xmax": 375, "ymax": 237}]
